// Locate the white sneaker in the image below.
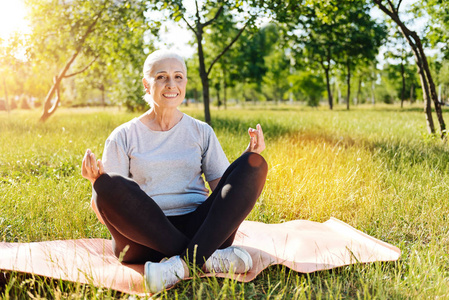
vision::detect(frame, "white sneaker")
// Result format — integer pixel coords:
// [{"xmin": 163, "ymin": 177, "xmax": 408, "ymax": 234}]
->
[
  {"xmin": 144, "ymin": 255, "xmax": 186, "ymax": 293},
  {"xmin": 204, "ymin": 246, "xmax": 253, "ymax": 274}
]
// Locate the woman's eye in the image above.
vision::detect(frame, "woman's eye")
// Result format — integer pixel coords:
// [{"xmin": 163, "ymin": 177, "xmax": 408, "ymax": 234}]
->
[
  {"xmin": 157, "ymin": 75, "xmax": 165, "ymax": 80},
  {"xmin": 176, "ymin": 75, "xmax": 183, "ymax": 79}
]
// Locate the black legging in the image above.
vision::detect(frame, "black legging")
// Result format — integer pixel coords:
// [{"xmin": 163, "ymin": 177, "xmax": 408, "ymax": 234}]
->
[{"xmin": 93, "ymin": 152, "xmax": 268, "ymax": 266}]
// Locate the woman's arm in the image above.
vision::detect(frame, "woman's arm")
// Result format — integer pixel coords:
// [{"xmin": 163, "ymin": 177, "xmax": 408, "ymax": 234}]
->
[
  {"xmin": 208, "ymin": 178, "xmax": 220, "ymax": 192},
  {"xmin": 207, "ymin": 124, "xmax": 265, "ymax": 192},
  {"xmin": 82, "ymin": 149, "xmax": 106, "ymax": 224}
]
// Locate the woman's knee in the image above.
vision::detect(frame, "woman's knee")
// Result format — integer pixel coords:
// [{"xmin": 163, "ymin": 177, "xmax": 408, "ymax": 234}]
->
[
  {"xmin": 95, "ymin": 173, "xmax": 134, "ymax": 199},
  {"xmin": 242, "ymin": 152, "xmax": 268, "ymax": 178}
]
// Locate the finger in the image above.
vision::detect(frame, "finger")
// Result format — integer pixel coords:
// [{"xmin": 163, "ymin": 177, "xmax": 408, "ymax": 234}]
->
[
  {"xmin": 257, "ymin": 124, "xmax": 264, "ymax": 143},
  {"xmin": 86, "ymin": 153, "xmax": 92, "ymax": 169},
  {"xmin": 248, "ymin": 127, "xmax": 256, "ymax": 137},
  {"xmin": 90, "ymin": 153, "xmax": 97, "ymax": 173},
  {"xmin": 81, "ymin": 155, "xmax": 87, "ymax": 176},
  {"xmin": 98, "ymin": 159, "xmax": 104, "ymax": 174}
]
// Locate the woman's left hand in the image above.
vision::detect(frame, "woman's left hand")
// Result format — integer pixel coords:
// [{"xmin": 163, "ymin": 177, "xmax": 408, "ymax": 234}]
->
[{"xmin": 245, "ymin": 124, "xmax": 265, "ymax": 154}]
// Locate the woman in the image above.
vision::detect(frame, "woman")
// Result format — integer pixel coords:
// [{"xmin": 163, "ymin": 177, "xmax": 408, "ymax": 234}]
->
[{"xmin": 81, "ymin": 50, "xmax": 267, "ymax": 293}]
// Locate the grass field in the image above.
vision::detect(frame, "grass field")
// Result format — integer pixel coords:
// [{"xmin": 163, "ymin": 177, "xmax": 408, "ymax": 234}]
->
[{"xmin": 1, "ymin": 105, "xmax": 449, "ymax": 299}]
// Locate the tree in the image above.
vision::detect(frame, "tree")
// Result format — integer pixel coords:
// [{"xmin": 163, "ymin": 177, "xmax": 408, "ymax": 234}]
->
[
  {"xmin": 289, "ymin": 70, "xmax": 326, "ymax": 106},
  {"xmin": 26, "ymin": 0, "xmax": 149, "ymax": 121},
  {"xmin": 151, "ymin": 0, "xmax": 258, "ymax": 124},
  {"xmin": 339, "ymin": 5, "xmax": 386, "ymax": 110},
  {"xmin": 284, "ymin": 5, "xmax": 338, "ymax": 109},
  {"xmin": 383, "ymin": 35, "xmax": 418, "ymax": 107},
  {"xmin": 274, "ymin": 1, "xmax": 386, "ymax": 110},
  {"xmin": 202, "ymin": 10, "xmax": 243, "ymax": 109},
  {"xmin": 373, "ymin": 0, "xmax": 446, "ymax": 136},
  {"xmin": 228, "ymin": 23, "xmax": 281, "ymax": 103},
  {"xmin": 262, "ymin": 46, "xmax": 290, "ymax": 103}
]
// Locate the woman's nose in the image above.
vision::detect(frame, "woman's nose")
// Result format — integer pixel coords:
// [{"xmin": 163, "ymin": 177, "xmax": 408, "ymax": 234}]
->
[{"xmin": 166, "ymin": 78, "xmax": 176, "ymax": 89}]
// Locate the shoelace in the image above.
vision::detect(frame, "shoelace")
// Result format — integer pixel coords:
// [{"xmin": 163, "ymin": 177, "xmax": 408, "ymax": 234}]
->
[
  {"xmin": 210, "ymin": 252, "xmax": 232, "ymax": 272},
  {"xmin": 161, "ymin": 259, "xmax": 183, "ymax": 286}
]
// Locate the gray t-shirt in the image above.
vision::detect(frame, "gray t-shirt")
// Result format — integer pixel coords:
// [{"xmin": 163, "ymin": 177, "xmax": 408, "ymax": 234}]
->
[{"xmin": 101, "ymin": 113, "xmax": 230, "ymax": 216}]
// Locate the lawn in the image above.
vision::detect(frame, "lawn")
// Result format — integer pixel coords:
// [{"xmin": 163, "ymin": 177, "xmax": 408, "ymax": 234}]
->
[{"xmin": 1, "ymin": 105, "xmax": 449, "ymax": 299}]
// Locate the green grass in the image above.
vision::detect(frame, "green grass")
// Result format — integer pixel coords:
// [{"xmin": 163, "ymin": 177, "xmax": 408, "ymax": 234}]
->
[{"xmin": 1, "ymin": 104, "xmax": 449, "ymax": 299}]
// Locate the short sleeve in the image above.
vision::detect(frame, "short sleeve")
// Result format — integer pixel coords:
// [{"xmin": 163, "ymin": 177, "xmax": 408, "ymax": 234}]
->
[
  {"xmin": 102, "ymin": 138, "xmax": 130, "ymax": 178},
  {"xmin": 201, "ymin": 127, "xmax": 229, "ymax": 182},
  {"xmin": 91, "ymin": 128, "xmax": 130, "ymax": 208}
]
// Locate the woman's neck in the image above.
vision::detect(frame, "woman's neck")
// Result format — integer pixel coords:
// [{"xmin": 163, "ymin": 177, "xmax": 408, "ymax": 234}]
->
[{"xmin": 140, "ymin": 108, "xmax": 183, "ymax": 131}]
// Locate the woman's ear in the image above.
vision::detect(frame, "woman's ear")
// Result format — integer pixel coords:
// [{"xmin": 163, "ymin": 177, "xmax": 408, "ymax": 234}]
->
[{"xmin": 142, "ymin": 78, "xmax": 150, "ymax": 94}]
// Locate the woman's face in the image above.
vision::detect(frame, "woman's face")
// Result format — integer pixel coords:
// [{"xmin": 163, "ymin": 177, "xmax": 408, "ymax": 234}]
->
[{"xmin": 143, "ymin": 58, "xmax": 187, "ymax": 109}]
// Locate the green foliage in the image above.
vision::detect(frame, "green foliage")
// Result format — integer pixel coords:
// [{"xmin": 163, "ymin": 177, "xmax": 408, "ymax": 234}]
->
[
  {"xmin": 381, "ymin": 62, "xmax": 420, "ymax": 103},
  {"xmin": 421, "ymin": 0, "xmax": 449, "ymax": 59},
  {"xmin": 231, "ymin": 23, "xmax": 281, "ymax": 90},
  {"xmin": 289, "ymin": 71, "xmax": 326, "ymax": 106}
]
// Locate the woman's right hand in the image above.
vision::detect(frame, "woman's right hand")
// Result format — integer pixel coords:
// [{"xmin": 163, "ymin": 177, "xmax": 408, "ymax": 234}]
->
[{"xmin": 81, "ymin": 149, "xmax": 104, "ymax": 184}]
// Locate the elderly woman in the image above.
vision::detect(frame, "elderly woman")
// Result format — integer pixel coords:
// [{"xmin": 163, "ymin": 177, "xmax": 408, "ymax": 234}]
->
[{"xmin": 81, "ymin": 50, "xmax": 267, "ymax": 293}]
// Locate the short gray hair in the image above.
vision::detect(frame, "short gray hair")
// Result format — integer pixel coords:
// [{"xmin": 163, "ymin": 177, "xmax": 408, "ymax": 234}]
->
[
  {"xmin": 142, "ymin": 50, "xmax": 187, "ymax": 105},
  {"xmin": 142, "ymin": 49, "xmax": 187, "ymax": 80}
]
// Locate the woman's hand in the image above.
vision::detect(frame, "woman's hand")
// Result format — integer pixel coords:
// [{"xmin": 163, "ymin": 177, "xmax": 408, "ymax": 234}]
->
[
  {"xmin": 245, "ymin": 124, "xmax": 265, "ymax": 154},
  {"xmin": 81, "ymin": 149, "xmax": 104, "ymax": 185}
]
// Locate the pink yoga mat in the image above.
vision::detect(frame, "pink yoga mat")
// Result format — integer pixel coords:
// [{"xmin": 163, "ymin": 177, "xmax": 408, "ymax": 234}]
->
[{"xmin": 0, "ymin": 218, "xmax": 400, "ymax": 296}]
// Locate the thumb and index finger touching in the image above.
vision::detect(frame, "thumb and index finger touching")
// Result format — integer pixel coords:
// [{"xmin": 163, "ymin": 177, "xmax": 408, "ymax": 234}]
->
[
  {"xmin": 82, "ymin": 149, "xmax": 104, "ymax": 184},
  {"xmin": 247, "ymin": 123, "xmax": 265, "ymax": 154}
]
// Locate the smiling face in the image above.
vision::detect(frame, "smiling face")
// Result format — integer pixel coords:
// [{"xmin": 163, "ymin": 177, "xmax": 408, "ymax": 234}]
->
[{"xmin": 143, "ymin": 58, "xmax": 187, "ymax": 110}]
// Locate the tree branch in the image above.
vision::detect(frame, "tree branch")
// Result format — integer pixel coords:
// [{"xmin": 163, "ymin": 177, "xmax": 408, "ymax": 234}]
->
[
  {"xmin": 195, "ymin": 0, "xmax": 200, "ymax": 25},
  {"xmin": 48, "ymin": 76, "xmax": 61, "ymax": 115},
  {"xmin": 385, "ymin": 0, "xmax": 396, "ymax": 14},
  {"xmin": 396, "ymin": 0, "xmax": 403, "ymax": 13},
  {"xmin": 373, "ymin": 0, "xmax": 418, "ymax": 48},
  {"xmin": 206, "ymin": 19, "xmax": 250, "ymax": 76},
  {"xmin": 182, "ymin": 15, "xmax": 197, "ymax": 35},
  {"xmin": 74, "ymin": 5, "xmax": 106, "ymax": 53},
  {"xmin": 203, "ymin": 5, "xmax": 224, "ymax": 28},
  {"xmin": 64, "ymin": 56, "xmax": 99, "ymax": 78}
]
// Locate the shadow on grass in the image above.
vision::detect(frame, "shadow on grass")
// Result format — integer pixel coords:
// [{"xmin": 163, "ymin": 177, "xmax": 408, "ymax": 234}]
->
[{"xmin": 211, "ymin": 114, "xmax": 449, "ymax": 173}]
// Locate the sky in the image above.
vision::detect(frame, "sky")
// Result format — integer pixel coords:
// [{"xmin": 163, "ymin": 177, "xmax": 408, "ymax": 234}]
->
[{"xmin": 0, "ymin": 0, "xmax": 29, "ymax": 40}]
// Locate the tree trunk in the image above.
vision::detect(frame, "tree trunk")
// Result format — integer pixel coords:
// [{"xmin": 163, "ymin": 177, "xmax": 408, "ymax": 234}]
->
[
  {"xmin": 399, "ymin": 31, "xmax": 435, "ymax": 133},
  {"xmin": 401, "ymin": 61, "xmax": 405, "ymax": 108},
  {"xmin": 216, "ymin": 84, "xmax": 221, "ymax": 110},
  {"xmin": 40, "ymin": 74, "xmax": 65, "ymax": 122},
  {"xmin": 372, "ymin": 1, "xmax": 441, "ymax": 135},
  {"xmin": 414, "ymin": 32, "xmax": 446, "ymax": 136},
  {"xmin": 412, "ymin": 54, "xmax": 435, "ymax": 133},
  {"xmin": 410, "ymin": 83, "xmax": 414, "ymax": 103},
  {"xmin": 196, "ymin": 28, "xmax": 211, "ymax": 124},
  {"xmin": 356, "ymin": 76, "xmax": 362, "ymax": 106},
  {"xmin": 223, "ymin": 66, "xmax": 227, "ymax": 110},
  {"xmin": 324, "ymin": 66, "xmax": 333, "ymax": 110},
  {"xmin": 346, "ymin": 59, "xmax": 351, "ymax": 110}
]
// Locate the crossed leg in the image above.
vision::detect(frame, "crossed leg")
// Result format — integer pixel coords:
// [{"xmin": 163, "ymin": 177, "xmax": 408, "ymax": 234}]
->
[{"xmin": 94, "ymin": 152, "xmax": 268, "ymax": 266}]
